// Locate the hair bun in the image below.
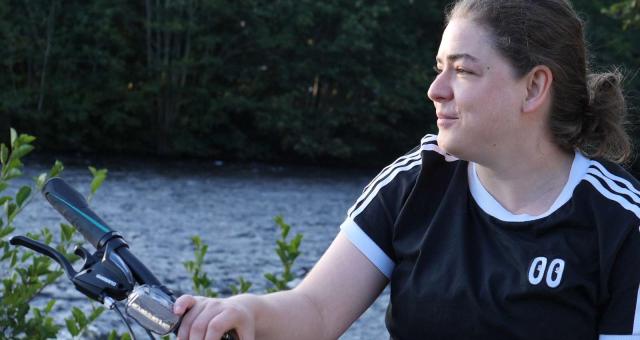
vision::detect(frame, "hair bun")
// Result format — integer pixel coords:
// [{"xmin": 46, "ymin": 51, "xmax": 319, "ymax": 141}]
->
[{"xmin": 582, "ymin": 70, "xmax": 629, "ymax": 163}]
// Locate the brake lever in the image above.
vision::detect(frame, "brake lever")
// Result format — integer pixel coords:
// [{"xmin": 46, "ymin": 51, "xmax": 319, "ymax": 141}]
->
[
  {"xmin": 9, "ymin": 236, "xmax": 78, "ymax": 279},
  {"xmin": 9, "ymin": 235, "xmax": 135, "ymax": 302}
]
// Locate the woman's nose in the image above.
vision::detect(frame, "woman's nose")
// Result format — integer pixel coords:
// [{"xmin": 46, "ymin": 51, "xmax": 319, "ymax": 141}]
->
[{"xmin": 427, "ymin": 74, "xmax": 453, "ymax": 103}]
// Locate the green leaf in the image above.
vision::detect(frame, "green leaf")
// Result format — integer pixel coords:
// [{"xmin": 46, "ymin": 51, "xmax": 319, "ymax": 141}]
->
[
  {"xmin": 0, "ymin": 196, "xmax": 11, "ymax": 205},
  {"xmin": 45, "ymin": 299, "xmax": 56, "ymax": 313},
  {"xmin": 6, "ymin": 168, "xmax": 22, "ymax": 180},
  {"xmin": 17, "ymin": 134, "xmax": 36, "ymax": 145},
  {"xmin": 7, "ymin": 157, "xmax": 22, "ymax": 172},
  {"xmin": 20, "ymin": 250, "xmax": 33, "ymax": 262},
  {"xmin": 72, "ymin": 307, "xmax": 88, "ymax": 327},
  {"xmin": 89, "ymin": 305, "xmax": 105, "ymax": 321},
  {"xmin": 191, "ymin": 235, "xmax": 202, "ymax": 248},
  {"xmin": 26, "ymin": 231, "xmax": 40, "ymax": 240},
  {"xmin": 60, "ymin": 223, "xmax": 75, "ymax": 243},
  {"xmin": 41, "ymin": 228, "xmax": 54, "ymax": 244},
  {"xmin": 0, "ymin": 144, "xmax": 7, "ymax": 165},
  {"xmin": 230, "ymin": 276, "xmax": 252, "ymax": 295},
  {"xmin": 264, "ymin": 273, "xmax": 277, "ymax": 283},
  {"xmin": 65, "ymin": 318, "xmax": 80, "ymax": 336},
  {"xmin": 49, "ymin": 160, "xmax": 64, "ymax": 178},
  {"xmin": 0, "ymin": 225, "xmax": 14, "ymax": 238},
  {"xmin": 1, "ymin": 247, "xmax": 15, "ymax": 261},
  {"xmin": 10, "ymin": 128, "xmax": 17, "ymax": 147},
  {"xmin": 36, "ymin": 172, "xmax": 47, "ymax": 190},
  {"xmin": 11, "ymin": 144, "xmax": 34, "ymax": 161},
  {"xmin": 121, "ymin": 332, "xmax": 132, "ymax": 340},
  {"xmin": 241, "ymin": 277, "xmax": 252, "ymax": 291},
  {"xmin": 200, "ymin": 244, "xmax": 208, "ymax": 258},
  {"xmin": 292, "ymin": 234, "xmax": 302, "ymax": 249},
  {"xmin": 88, "ymin": 167, "xmax": 108, "ymax": 201},
  {"xmin": 5, "ymin": 202, "xmax": 17, "ymax": 219},
  {"xmin": 16, "ymin": 186, "xmax": 31, "ymax": 207}
]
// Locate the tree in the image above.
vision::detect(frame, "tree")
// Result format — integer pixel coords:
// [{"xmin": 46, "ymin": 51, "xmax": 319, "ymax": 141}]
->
[{"xmin": 603, "ymin": 0, "xmax": 640, "ymax": 30}]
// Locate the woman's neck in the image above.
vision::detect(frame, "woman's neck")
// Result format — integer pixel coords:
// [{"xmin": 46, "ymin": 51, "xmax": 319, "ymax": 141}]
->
[{"xmin": 474, "ymin": 143, "xmax": 574, "ymax": 216}]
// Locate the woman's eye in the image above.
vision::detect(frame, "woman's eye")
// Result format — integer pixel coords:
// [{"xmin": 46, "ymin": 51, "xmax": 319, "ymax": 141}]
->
[
  {"xmin": 455, "ymin": 67, "xmax": 472, "ymax": 75},
  {"xmin": 433, "ymin": 66, "xmax": 443, "ymax": 74}
]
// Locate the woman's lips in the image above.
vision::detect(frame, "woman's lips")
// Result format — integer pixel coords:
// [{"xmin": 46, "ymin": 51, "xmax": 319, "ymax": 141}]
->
[{"xmin": 436, "ymin": 113, "xmax": 458, "ymax": 128}]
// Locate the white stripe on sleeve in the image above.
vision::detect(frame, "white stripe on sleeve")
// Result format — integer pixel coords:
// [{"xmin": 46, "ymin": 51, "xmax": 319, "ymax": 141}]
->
[
  {"xmin": 340, "ymin": 217, "xmax": 395, "ymax": 279},
  {"xmin": 348, "ymin": 152, "xmax": 422, "ymax": 216},
  {"xmin": 348, "ymin": 135, "xmax": 437, "ymax": 216},
  {"xmin": 584, "ymin": 175, "xmax": 640, "ymax": 219},
  {"xmin": 350, "ymin": 158, "xmax": 423, "ymax": 218},
  {"xmin": 588, "ymin": 168, "xmax": 640, "ymax": 205},
  {"xmin": 348, "ymin": 135, "xmax": 456, "ymax": 218},
  {"xmin": 590, "ymin": 161, "xmax": 640, "ymax": 196}
]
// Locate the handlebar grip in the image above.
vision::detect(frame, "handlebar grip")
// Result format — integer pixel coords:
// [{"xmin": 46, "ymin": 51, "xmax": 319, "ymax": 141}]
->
[{"xmin": 42, "ymin": 177, "xmax": 112, "ymax": 248}]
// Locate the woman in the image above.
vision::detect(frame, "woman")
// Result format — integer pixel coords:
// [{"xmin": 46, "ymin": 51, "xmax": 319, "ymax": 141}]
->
[{"xmin": 174, "ymin": 0, "xmax": 640, "ymax": 339}]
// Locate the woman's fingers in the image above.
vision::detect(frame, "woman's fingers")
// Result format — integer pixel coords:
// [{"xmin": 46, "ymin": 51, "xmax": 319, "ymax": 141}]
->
[
  {"xmin": 174, "ymin": 294, "xmax": 198, "ymax": 315},
  {"xmin": 177, "ymin": 296, "xmax": 210, "ymax": 340},
  {"xmin": 202, "ymin": 310, "xmax": 235, "ymax": 340},
  {"xmin": 203, "ymin": 306, "xmax": 254, "ymax": 340},
  {"xmin": 189, "ymin": 300, "xmax": 225, "ymax": 340},
  {"xmin": 174, "ymin": 294, "xmax": 255, "ymax": 340}
]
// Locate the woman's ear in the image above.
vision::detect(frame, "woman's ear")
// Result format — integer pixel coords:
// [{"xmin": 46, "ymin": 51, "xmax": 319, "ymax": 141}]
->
[{"xmin": 522, "ymin": 65, "xmax": 553, "ymax": 114}]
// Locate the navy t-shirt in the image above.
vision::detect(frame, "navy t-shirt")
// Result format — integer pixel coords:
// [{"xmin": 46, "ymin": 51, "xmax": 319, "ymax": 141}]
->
[{"xmin": 341, "ymin": 134, "xmax": 640, "ymax": 340}]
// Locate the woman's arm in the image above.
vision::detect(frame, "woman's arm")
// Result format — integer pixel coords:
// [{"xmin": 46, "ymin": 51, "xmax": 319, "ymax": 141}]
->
[{"xmin": 175, "ymin": 231, "xmax": 389, "ymax": 340}]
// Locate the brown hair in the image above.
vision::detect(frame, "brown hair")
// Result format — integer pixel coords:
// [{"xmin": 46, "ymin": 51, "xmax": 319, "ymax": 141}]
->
[{"xmin": 446, "ymin": 0, "xmax": 631, "ymax": 163}]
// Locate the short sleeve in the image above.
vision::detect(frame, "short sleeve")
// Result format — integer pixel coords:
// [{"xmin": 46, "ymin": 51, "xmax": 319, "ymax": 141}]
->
[
  {"xmin": 599, "ymin": 227, "xmax": 640, "ymax": 339},
  {"xmin": 340, "ymin": 144, "xmax": 424, "ymax": 279}
]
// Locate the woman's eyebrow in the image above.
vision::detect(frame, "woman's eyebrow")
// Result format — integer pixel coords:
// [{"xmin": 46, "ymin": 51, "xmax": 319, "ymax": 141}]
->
[{"xmin": 436, "ymin": 53, "xmax": 480, "ymax": 64}]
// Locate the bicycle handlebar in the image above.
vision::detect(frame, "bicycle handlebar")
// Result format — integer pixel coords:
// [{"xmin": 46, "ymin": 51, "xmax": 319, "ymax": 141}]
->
[
  {"xmin": 31, "ymin": 177, "xmax": 237, "ymax": 339},
  {"xmin": 43, "ymin": 177, "xmax": 112, "ymax": 248},
  {"xmin": 43, "ymin": 177, "xmax": 166, "ymax": 288}
]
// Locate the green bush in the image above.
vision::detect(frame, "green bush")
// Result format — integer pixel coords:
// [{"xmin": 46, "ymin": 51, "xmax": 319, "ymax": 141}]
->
[
  {"xmin": 0, "ymin": 128, "xmax": 107, "ymax": 339},
  {"xmin": 184, "ymin": 214, "xmax": 304, "ymax": 297}
]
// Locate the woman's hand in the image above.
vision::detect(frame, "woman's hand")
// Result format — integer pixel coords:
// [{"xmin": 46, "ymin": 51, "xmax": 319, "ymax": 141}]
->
[{"xmin": 174, "ymin": 294, "xmax": 255, "ymax": 340}]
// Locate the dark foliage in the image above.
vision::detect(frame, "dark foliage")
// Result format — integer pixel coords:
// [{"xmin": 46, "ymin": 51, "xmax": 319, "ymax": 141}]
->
[{"xmin": 0, "ymin": 0, "xmax": 637, "ymax": 167}]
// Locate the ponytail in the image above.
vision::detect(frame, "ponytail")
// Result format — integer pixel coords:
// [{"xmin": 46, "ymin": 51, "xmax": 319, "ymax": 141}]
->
[{"xmin": 578, "ymin": 70, "xmax": 631, "ymax": 163}]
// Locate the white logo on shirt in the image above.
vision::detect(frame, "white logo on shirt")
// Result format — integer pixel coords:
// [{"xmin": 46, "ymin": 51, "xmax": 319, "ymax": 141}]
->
[{"xmin": 528, "ymin": 257, "xmax": 565, "ymax": 288}]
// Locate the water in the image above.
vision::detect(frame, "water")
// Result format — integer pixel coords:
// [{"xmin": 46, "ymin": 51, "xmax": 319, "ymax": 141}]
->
[{"xmin": 8, "ymin": 156, "xmax": 390, "ymax": 339}]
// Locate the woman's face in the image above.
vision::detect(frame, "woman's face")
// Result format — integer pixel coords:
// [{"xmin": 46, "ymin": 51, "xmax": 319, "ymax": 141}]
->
[{"xmin": 427, "ymin": 18, "xmax": 527, "ymax": 162}]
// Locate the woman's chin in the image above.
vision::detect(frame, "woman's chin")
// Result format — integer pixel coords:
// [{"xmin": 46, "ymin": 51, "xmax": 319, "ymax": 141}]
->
[
  {"xmin": 436, "ymin": 133, "xmax": 455, "ymax": 152},
  {"xmin": 436, "ymin": 133, "xmax": 468, "ymax": 160}
]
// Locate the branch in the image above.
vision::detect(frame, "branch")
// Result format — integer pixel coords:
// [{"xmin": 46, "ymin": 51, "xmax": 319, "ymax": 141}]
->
[{"xmin": 37, "ymin": 0, "xmax": 57, "ymax": 114}]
